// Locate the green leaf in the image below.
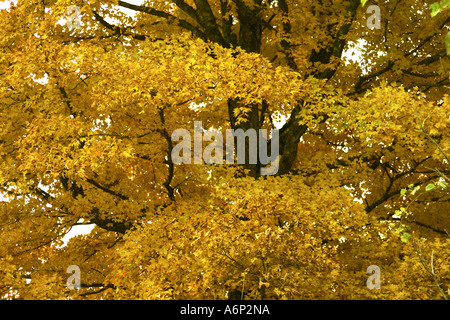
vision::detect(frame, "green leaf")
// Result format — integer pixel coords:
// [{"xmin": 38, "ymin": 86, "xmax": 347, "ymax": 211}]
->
[
  {"xmin": 438, "ymin": 181, "xmax": 448, "ymax": 189},
  {"xmin": 410, "ymin": 185, "xmax": 420, "ymax": 195},
  {"xmin": 425, "ymin": 183, "xmax": 436, "ymax": 191},
  {"xmin": 401, "ymin": 232, "xmax": 411, "ymax": 243},
  {"xmin": 361, "ymin": 0, "xmax": 368, "ymax": 6},
  {"xmin": 430, "ymin": 2, "xmax": 442, "ymax": 17},
  {"xmin": 396, "ymin": 227, "xmax": 404, "ymax": 234},
  {"xmin": 400, "ymin": 188, "xmax": 407, "ymax": 196},
  {"xmin": 441, "ymin": 0, "xmax": 450, "ymax": 9},
  {"xmin": 393, "ymin": 210, "xmax": 402, "ymax": 219}
]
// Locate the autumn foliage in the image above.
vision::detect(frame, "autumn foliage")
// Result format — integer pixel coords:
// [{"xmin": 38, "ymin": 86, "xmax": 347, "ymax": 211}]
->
[{"xmin": 0, "ymin": 0, "xmax": 449, "ymax": 300}]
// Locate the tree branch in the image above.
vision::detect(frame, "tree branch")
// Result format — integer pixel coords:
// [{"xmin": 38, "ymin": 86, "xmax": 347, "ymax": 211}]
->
[
  {"xmin": 117, "ymin": 0, "xmax": 207, "ymax": 41},
  {"xmin": 413, "ymin": 239, "xmax": 448, "ymax": 300},
  {"xmin": 193, "ymin": 0, "xmax": 227, "ymax": 46},
  {"xmin": 157, "ymin": 108, "xmax": 176, "ymax": 201}
]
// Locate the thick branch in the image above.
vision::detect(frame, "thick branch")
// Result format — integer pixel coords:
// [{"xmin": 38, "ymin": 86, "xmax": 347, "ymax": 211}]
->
[
  {"xmin": 277, "ymin": 0, "xmax": 298, "ymax": 72},
  {"xmin": 308, "ymin": 0, "xmax": 360, "ymax": 80},
  {"xmin": 106, "ymin": 2, "xmax": 207, "ymax": 40},
  {"xmin": 158, "ymin": 108, "xmax": 176, "ymax": 201},
  {"xmin": 193, "ymin": 0, "xmax": 227, "ymax": 46}
]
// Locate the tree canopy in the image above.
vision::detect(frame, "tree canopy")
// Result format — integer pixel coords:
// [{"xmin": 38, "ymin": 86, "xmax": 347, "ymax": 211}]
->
[{"xmin": 0, "ymin": 0, "xmax": 449, "ymax": 300}]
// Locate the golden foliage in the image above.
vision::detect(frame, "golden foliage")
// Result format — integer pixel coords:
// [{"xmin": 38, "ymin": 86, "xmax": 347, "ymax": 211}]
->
[{"xmin": 0, "ymin": 0, "xmax": 448, "ymax": 300}]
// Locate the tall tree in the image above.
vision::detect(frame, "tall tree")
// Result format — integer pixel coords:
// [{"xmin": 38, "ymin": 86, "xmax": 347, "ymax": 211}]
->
[{"xmin": 0, "ymin": 0, "xmax": 449, "ymax": 299}]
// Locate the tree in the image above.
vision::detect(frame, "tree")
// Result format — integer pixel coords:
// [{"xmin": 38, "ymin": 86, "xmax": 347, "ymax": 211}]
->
[{"xmin": 0, "ymin": 0, "xmax": 449, "ymax": 300}]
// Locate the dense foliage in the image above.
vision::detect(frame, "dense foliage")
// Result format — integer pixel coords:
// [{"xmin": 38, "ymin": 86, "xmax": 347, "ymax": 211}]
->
[{"xmin": 0, "ymin": 0, "xmax": 449, "ymax": 299}]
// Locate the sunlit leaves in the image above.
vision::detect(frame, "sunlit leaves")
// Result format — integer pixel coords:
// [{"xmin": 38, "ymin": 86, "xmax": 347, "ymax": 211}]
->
[{"xmin": 0, "ymin": 0, "xmax": 449, "ymax": 301}]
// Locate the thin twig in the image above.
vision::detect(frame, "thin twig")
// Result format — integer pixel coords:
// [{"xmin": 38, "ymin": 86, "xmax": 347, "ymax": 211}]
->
[{"xmin": 413, "ymin": 239, "xmax": 448, "ymax": 300}]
